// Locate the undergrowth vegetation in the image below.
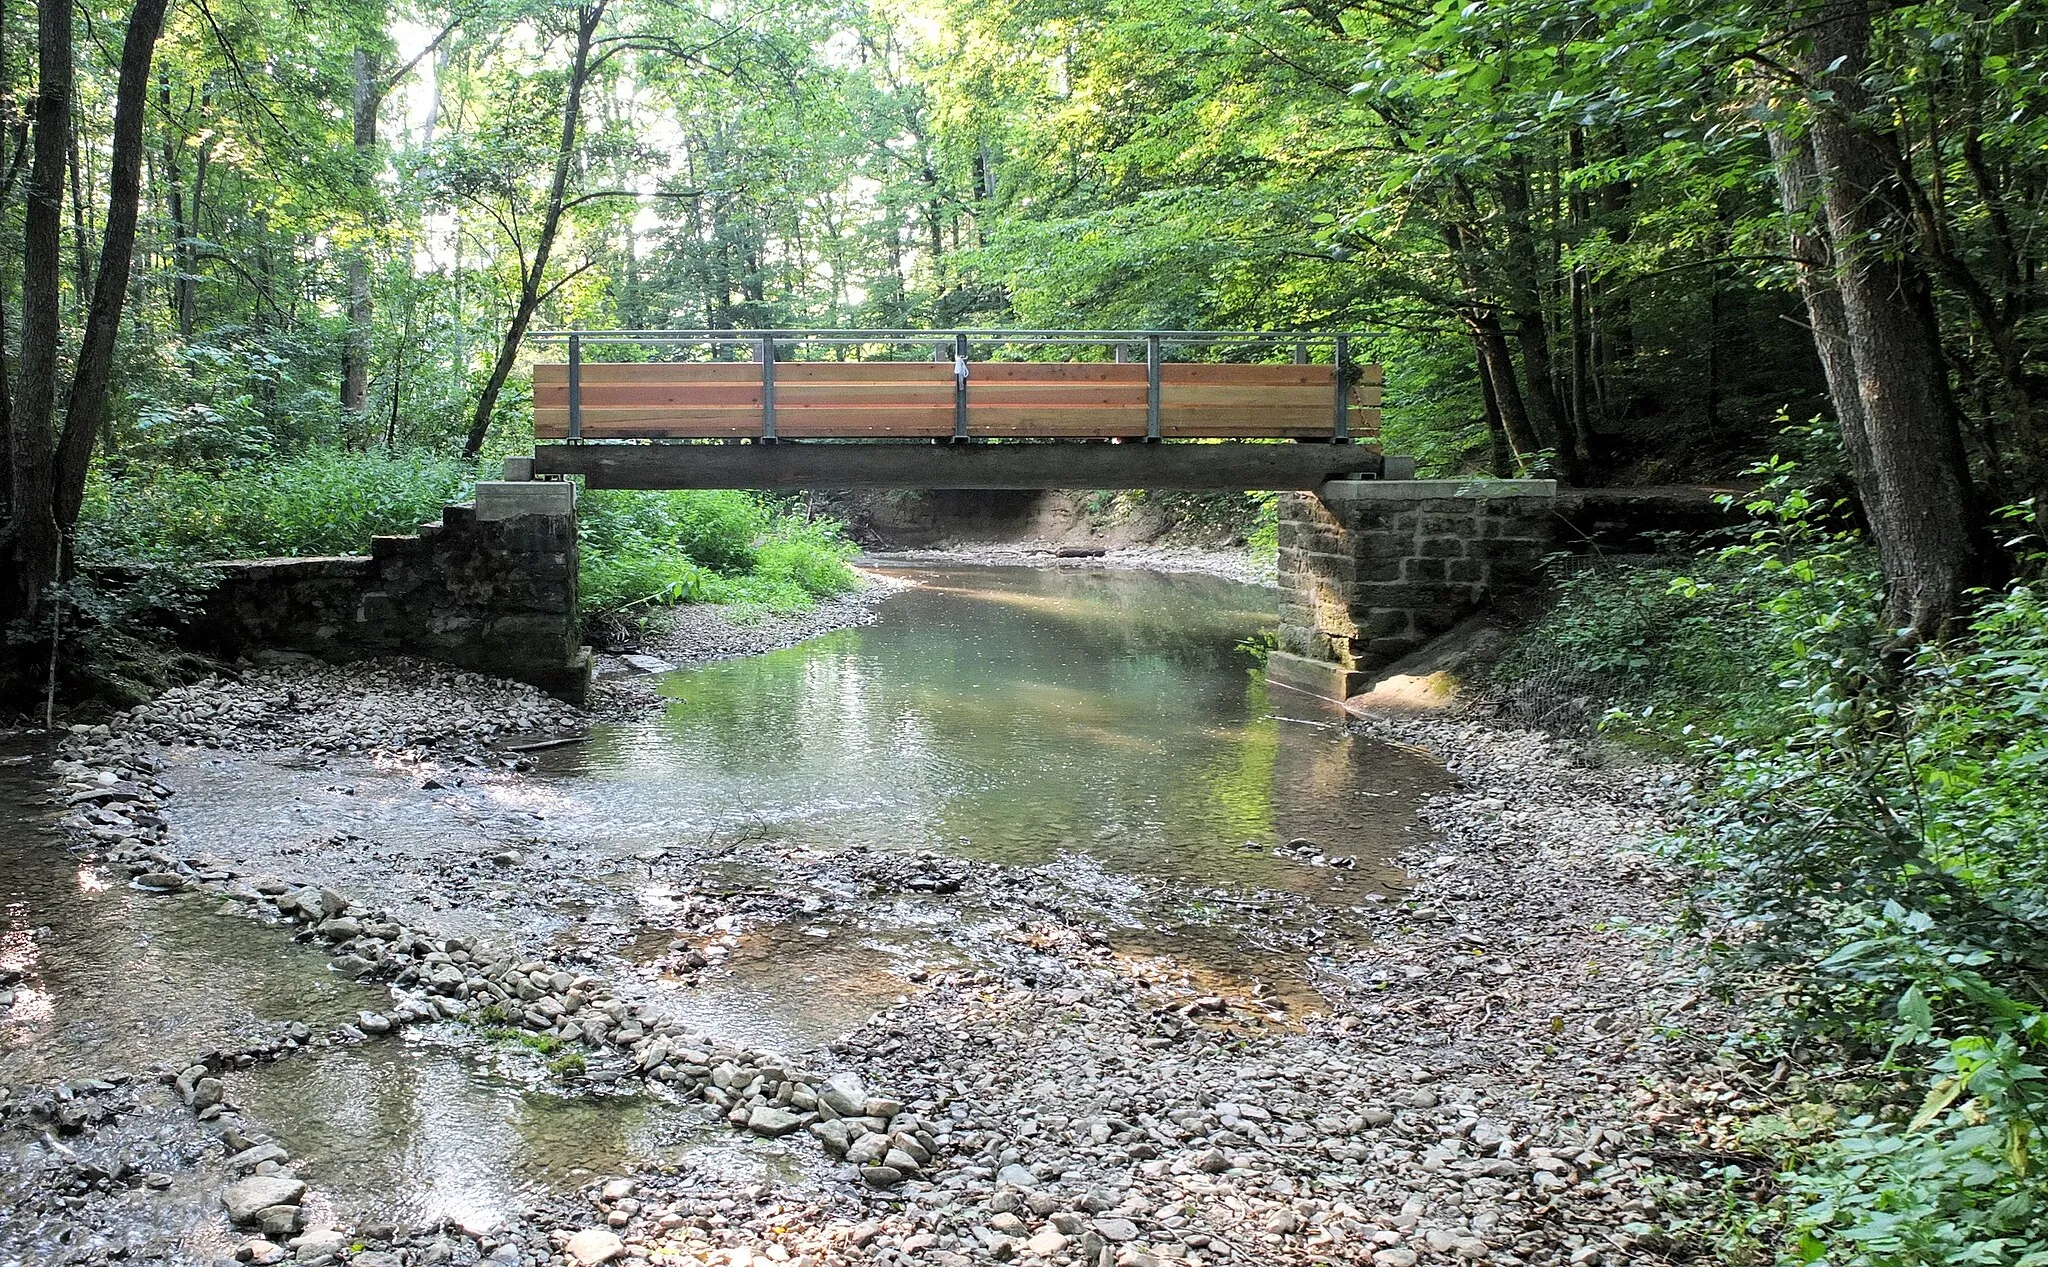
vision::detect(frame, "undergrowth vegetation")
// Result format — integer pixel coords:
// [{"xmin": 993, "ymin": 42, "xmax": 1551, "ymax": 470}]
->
[
  {"xmin": 576, "ymin": 488, "xmax": 858, "ymax": 628},
  {"xmin": 1497, "ymin": 471, "xmax": 2048, "ymax": 1266},
  {"xmin": 76, "ymin": 450, "xmax": 861, "ymax": 640},
  {"xmin": 80, "ymin": 449, "xmax": 474, "ymax": 561}
]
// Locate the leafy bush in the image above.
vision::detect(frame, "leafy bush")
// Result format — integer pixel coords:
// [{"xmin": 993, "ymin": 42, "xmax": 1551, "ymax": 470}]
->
[
  {"xmin": 1692, "ymin": 545, "xmax": 2048, "ymax": 1264},
  {"xmin": 575, "ymin": 489, "xmax": 858, "ymax": 623},
  {"xmin": 578, "ymin": 488, "xmax": 770, "ymax": 575},
  {"xmin": 1485, "ymin": 552, "xmax": 1773, "ymax": 736},
  {"xmin": 80, "ymin": 448, "xmax": 473, "ymax": 561},
  {"xmin": 579, "ymin": 550, "xmax": 720, "ymax": 618}
]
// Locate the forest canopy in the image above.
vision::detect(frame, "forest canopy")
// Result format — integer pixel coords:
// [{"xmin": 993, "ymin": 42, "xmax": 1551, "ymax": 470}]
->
[{"xmin": 2, "ymin": 0, "xmax": 2044, "ymax": 634}]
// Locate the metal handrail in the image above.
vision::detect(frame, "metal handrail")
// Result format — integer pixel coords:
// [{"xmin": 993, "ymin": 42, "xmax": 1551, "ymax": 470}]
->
[
  {"xmin": 536, "ymin": 329, "xmax": 1364, "ymax": 443},
  {"xmin": 528, "ymin": 328, "xmax": 1363, "ymax": 342}
]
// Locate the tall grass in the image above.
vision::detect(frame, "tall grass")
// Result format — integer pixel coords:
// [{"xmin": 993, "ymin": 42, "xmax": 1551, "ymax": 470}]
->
[{"xmin": 79, "ymin": 451, "xmax": 861, "ymax": 625}]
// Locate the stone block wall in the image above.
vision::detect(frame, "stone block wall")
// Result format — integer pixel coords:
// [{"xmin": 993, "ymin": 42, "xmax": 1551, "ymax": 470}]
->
[
  {"xmin": 191, "ymin": 483, "xmax": 591, "ymax": 703},
  {"xmin": 1272, "ymin": 479, "xmax": 1556, "ymax": 700}
]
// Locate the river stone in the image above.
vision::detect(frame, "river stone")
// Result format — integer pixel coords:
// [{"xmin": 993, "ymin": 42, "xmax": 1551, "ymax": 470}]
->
[
  {"xmin": 883, "ymin": 1147, "xmax": 923, "ymax": 1175},
  {"xmin": 225, "ymin": 1143, "xmax": 288, "ymax": 1172},
  {"xmin": 845, "ymin": 1133, "xmax": 890, "ymax": 1165},
  {"xmin": 997, "ymin": 1163, "xmax": 1039, "ymax": 1189},
  {"xmin": 1025, "ymin": 1229, "xmax": 1068, "ymax": 1257},
  {"xmin": 221, "ymin": 1176, "xmax": 306, "ymax": 1224},
  {"xmin": 256, "ymin": 1204, "xmax": 302, "ymax": 1236},
  {"xmin": 239, "ymin": 1239, "xmax": 287, "ymax": 1265},
  {"xmin": 70, "ymin": 781, "xmax": 144, "ymax": 804},
  {"xmin": 810, "ymin": 1118, "xmax": 854, "ymax": 1155},
  {"xmin": 859, "ymin": 1164, "xmax": 903, "ymax": 1188},
  {"xmin": 1095, "ymin": 1218, "xmax": 1139, "ymax": 1243},
  {"xmin": 135, "ymin": 871, "xmax": 186, "ymax": 891},
  {"xmin": 564, "ymin": 1227, "xmax": 626, "ymax": 1265},
  {"xmin": 819, "ymin": 1072, "xmax": 866, "ymax": 1116},
  {"xmin": 747, "ymin": 1105, "xmax": 803, "ymax": 1137},
  {"xmin": 331, "ymin": 954, "xmax": 376, "ymax": 977},
  {"xmin": 289, "ymin": 1228, "xmax": 347, "ymax": 1261}
]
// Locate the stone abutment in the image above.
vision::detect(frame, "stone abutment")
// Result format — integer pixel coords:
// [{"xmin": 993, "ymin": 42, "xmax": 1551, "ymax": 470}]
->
[
  {"xmin": 190, "ymin": 481, "xmax": 592, "ymax": 703},
  {"xmin": 1270, "ymin": 479, "xmax": 1558, "ymax": 701}
]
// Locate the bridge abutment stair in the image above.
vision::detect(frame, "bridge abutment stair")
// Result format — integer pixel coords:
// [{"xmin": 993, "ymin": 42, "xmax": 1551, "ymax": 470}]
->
[{"xmin": 192, "ymin": 481, "xmax": 593, "ymax": 704}]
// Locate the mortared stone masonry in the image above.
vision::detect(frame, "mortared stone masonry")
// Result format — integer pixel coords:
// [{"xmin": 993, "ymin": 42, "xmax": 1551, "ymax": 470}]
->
[
  {"xmin": 191, "ymin": 481, "xmax": 592, "ymax": 703},
  {"xmin": 1268, "ymin": 479, "xmax": 1558, "ymax": 701}
]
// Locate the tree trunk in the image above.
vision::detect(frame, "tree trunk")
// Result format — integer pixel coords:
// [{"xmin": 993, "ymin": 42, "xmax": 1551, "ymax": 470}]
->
[
  {"xmin": 4, "ymin": 0, "xmax": 73, "ymax": 630},
  {"xmin": 52, "ymin": 0, "xmax": 173, "ymax": 530},
  {"xmin": 1498, "ymin": 163, "xmax": 1581, "ymax": 482},
  {"xmin": 462, "ymin": 2, "xmax": 605, "ymax": 460},
  {"xmin": 341, "ymin": 48, "xmax": 377, "ymax": 418},
  {"xmin": 67, "ymin": 116, "xmax": 93, "ymax": 315},
  {"xmin": 156, "ymin": 74, "xmax": 193, "ymax": 338},
  {"xmin": 1474, "ymin": 335, "xmax": 1513, "ymax": 478},
  {"xmin": 1469, "ymin": 312, "xmax": 1541, "ymax": 468},
  {"xmin": 1777, "ymin": 0, "xmax": 1982, "ymax": 639},
  {"xmin": 1770, "ymin": 129, "xmax": 1879, "ymax": 489}
]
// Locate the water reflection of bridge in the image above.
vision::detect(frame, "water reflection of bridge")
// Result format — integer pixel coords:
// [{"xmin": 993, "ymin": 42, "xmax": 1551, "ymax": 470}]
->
[{"xmin": 523, "ymin": 330, "xmax": 1386, "ymax": 490}]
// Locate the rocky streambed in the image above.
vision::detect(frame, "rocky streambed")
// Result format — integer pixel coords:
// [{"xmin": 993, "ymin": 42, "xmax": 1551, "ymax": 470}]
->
[{"xmin": 3, "ymin": 567, "xmax": 1742, "ymax": 1267}]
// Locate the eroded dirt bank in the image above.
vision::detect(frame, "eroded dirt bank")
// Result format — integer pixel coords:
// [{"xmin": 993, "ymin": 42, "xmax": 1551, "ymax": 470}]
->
[{"xmin": 3, "ymin": 591, "xmax": 1735, "ymax": 1267}]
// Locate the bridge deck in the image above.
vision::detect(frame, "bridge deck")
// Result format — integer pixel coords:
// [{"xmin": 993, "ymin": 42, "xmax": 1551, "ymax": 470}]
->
[{"xmin": 533, "ymin": 360, "xmax": 1381, "ymax": 440}]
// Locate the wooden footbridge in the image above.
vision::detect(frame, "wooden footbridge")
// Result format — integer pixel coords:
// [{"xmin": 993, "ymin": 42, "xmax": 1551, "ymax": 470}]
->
[{"xmin": 527, "ymin": 331, "xmax": 1386, "ymax": 489}]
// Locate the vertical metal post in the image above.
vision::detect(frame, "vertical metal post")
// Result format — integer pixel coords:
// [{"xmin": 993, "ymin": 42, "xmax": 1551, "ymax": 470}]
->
[
  {"xmin": 566, "ymin": 333, "xmax": 583, "ymax": 440},
  {"xmin": 1293, "ymin": 342, "xmax": 1308, "ymax": 366},
  {"xmin": 1114, "ymin": 343, "xmax": 1130, "ymax": 364},
  {"xmin": 1332, "ymin": 335, "xmax": 1351, "ymax": 441},
  {"xmin": 1145, "ymin": 334, "xmax": 1162, "ymax": 442},
  {"xmin": 758, "ymin": 336, "xmax": 777, "ymax": 442},
  {"xmin": 953, "ymin": 332, "xmax": 970, "ymax": 441}
]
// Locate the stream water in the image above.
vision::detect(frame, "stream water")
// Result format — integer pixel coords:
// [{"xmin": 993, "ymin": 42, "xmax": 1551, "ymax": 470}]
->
[
  {"xmin": 557, "ymin": 565, "xmax": 1434, "ymax": 890},
  {"xmin": 0, "ymin": 564, "xmax": 1446, "ymax": 1248}
]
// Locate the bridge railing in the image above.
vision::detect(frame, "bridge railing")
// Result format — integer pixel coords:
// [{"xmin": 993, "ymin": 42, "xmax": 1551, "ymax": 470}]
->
[{"xmin": 527, "ymin": 330, "xmax": 1380, "ymax": 444}]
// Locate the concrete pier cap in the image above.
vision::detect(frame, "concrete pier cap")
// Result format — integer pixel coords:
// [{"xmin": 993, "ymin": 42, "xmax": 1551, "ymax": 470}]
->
[
  {"xmin": 1269, "ymin": 477, "xmax": 1559, "ymax": 703},
  {"xmin": 474, "ymin": 479, "xmax": 576, "ymax": 521}
]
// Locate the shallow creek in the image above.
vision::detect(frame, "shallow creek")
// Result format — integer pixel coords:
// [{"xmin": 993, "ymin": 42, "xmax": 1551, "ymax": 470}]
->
[{"xmin": 1, "ymin": 565, "xmax": 1447, "ymax": 1250}]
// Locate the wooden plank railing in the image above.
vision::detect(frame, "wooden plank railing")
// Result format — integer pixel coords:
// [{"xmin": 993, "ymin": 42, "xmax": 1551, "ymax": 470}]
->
[{"xmin": 529, "ymin": 331, "xmax": 1381, "ymax": 442}]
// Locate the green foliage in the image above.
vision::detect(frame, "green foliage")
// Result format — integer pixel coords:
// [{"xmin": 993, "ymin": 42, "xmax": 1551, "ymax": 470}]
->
[
  {"xmin": 579, "ymin": 489, "xmax": 772, "ymax": 575},
  {"xmin": 1695, "ymin": 557, "xmax": 2048, "ymax": 1265},
  {"xmin": 576, "ymin": 489, "xmax": 858, "ymax": 623},
  {"xmin": 79, "ymin": 449, "xmax": 474, "ymax": 562},
  {"xmin": 1488, "ymin": 550, "xmax": 1782, "ymax": 739},
  {"xmin": 1496, "ymin": 464, "xmax": 2048, "ymax": 1264}
]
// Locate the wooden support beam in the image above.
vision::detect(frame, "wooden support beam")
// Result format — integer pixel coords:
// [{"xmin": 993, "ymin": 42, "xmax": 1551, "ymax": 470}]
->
[{"xmin": 533, "ymin": 441, "xmax": 1381, "ymax": 490}]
